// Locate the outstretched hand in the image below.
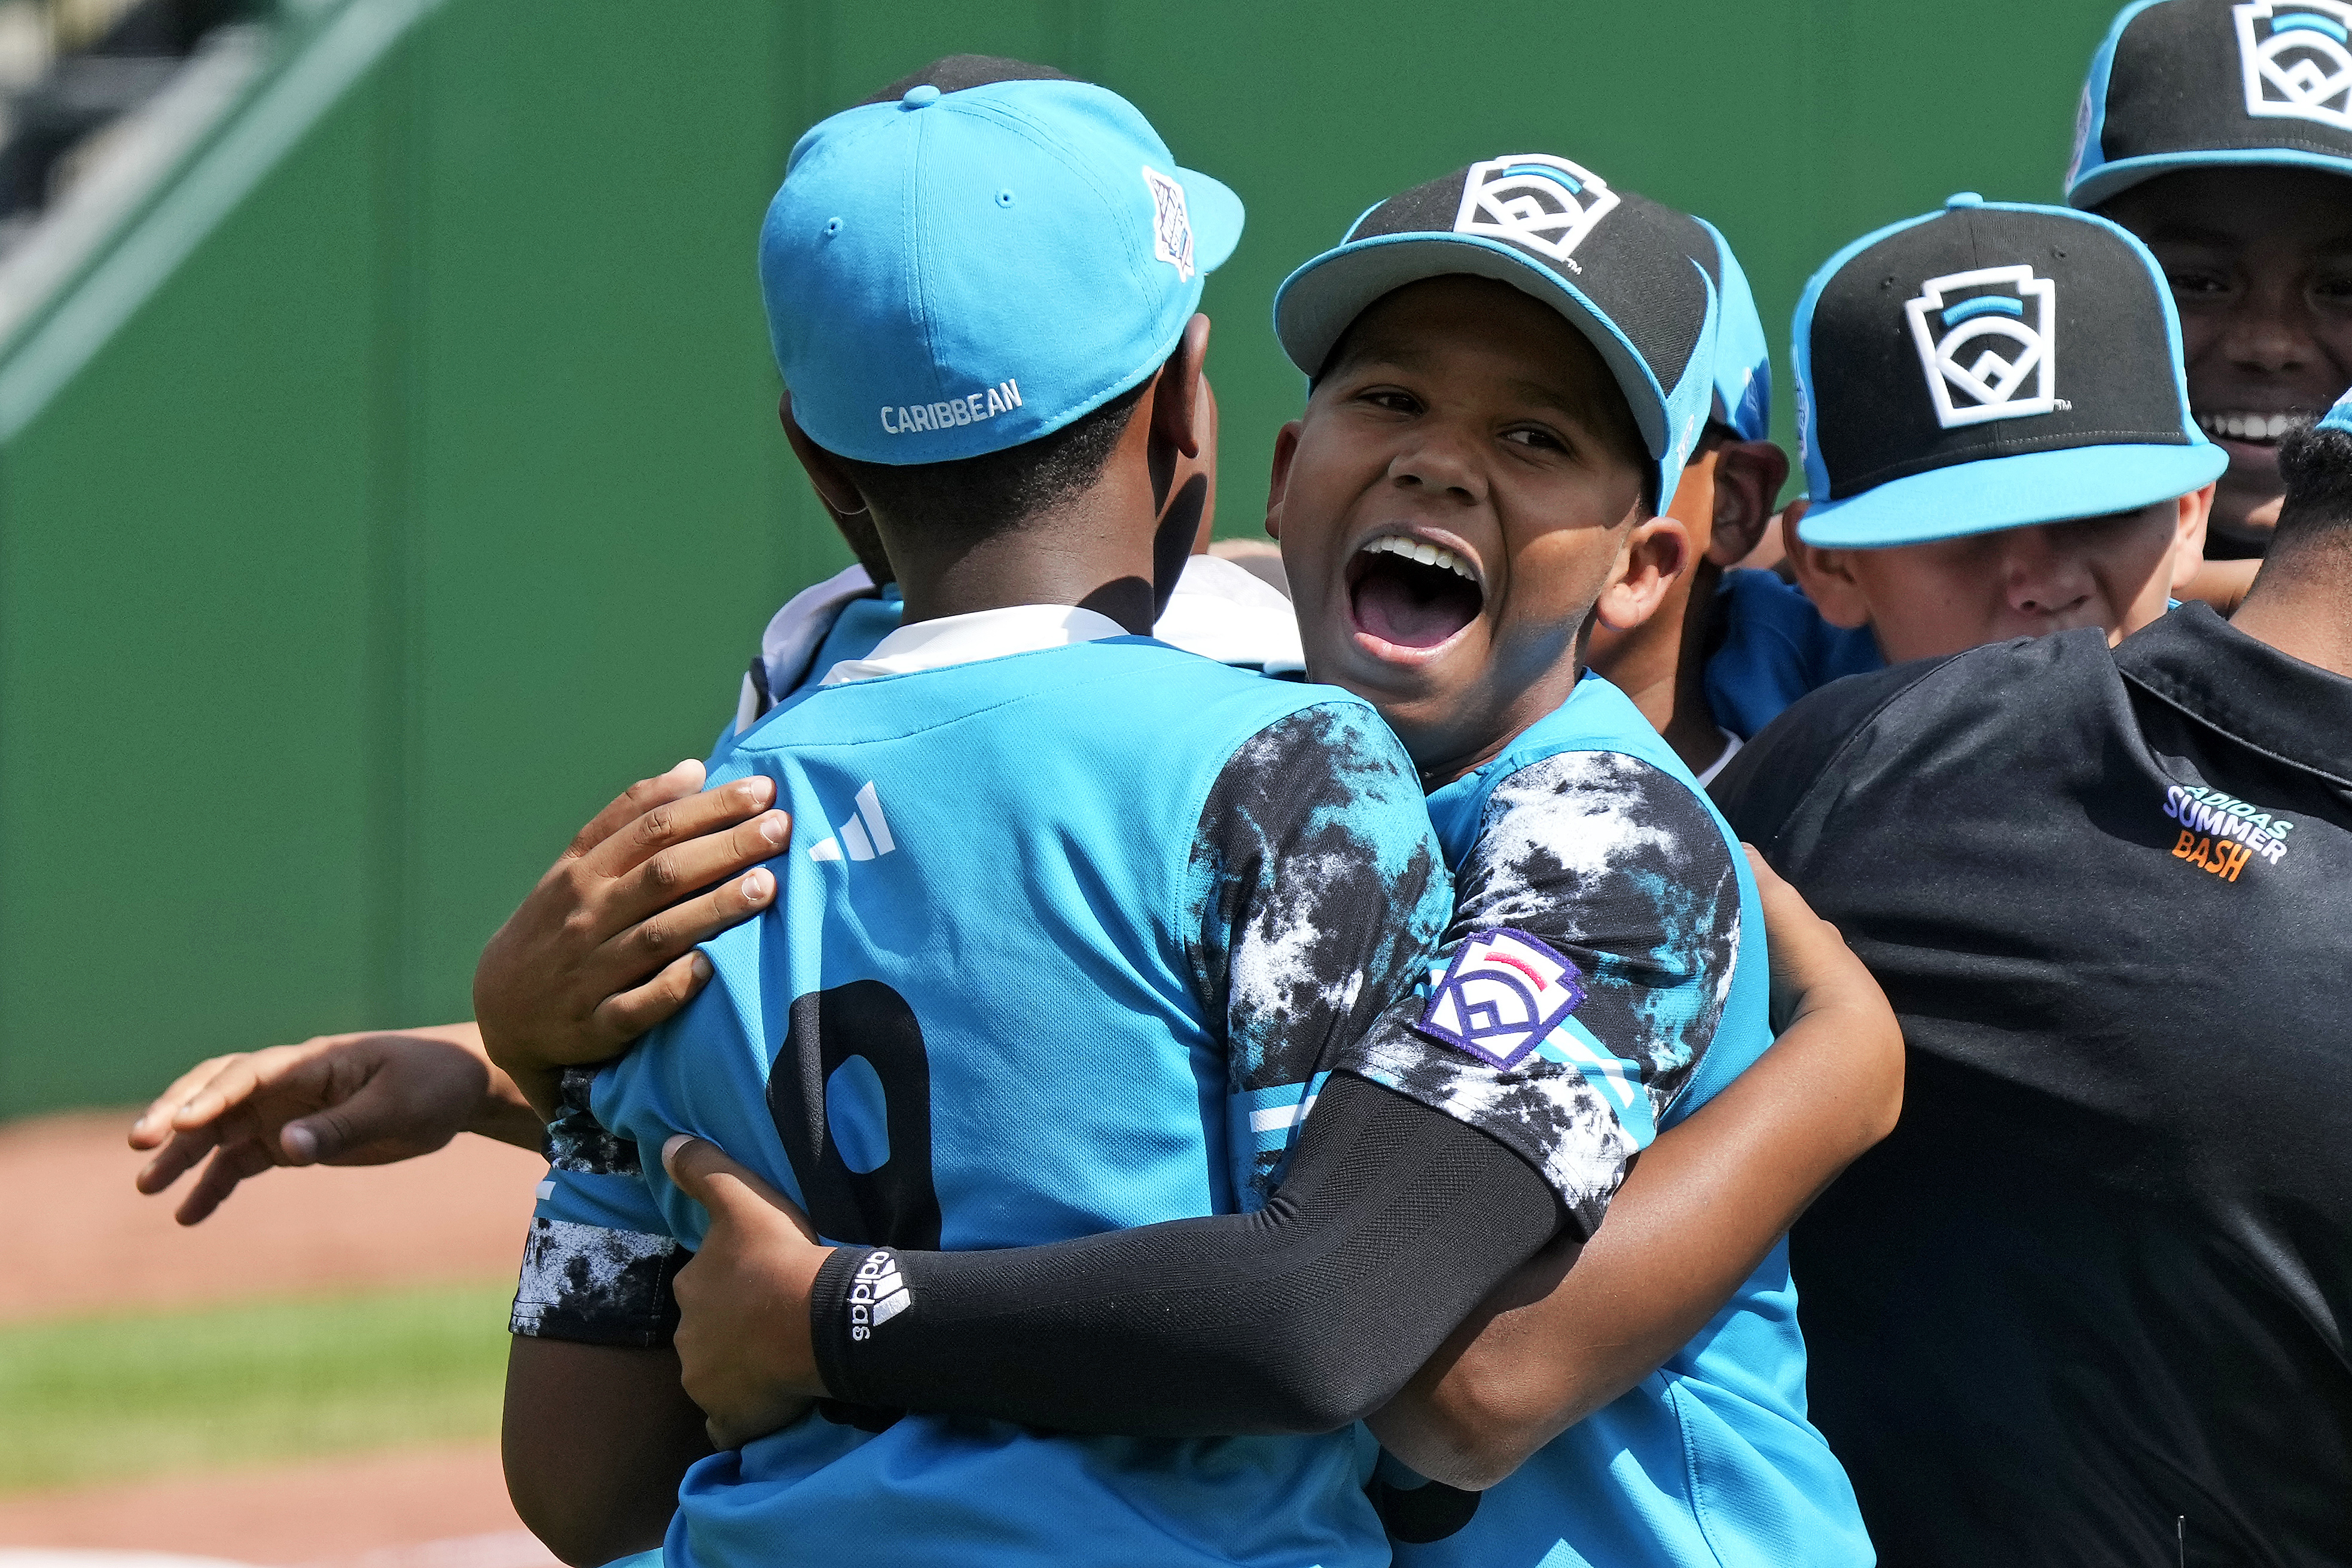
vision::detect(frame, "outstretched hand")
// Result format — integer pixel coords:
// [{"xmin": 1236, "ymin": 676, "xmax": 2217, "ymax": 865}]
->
[
  {"xmin": 661, "ymin": 1134, "xmax": 835, "ymax": 1450},
  {"xmin": 127, "ymin": 1024, "xmax": 538, "ymax": 1225},
  {"xmin": 477, "ymin": 759, "xmax": 791, "ymax": 1117}
]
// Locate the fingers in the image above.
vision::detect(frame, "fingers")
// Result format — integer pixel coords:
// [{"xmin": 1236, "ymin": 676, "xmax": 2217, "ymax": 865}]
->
[
  {"xmin": 158, "ymin": 1041, "xmax": 322, "ymax": 1134},
  {"xmin": 612, "ymin": 810, "xmax": 789, "ymax": 924},
  {"xmin": 280, "ymin": 1101, "xmax": 361, "ymax": 1166},
  {"xmin": 578, "ymin": 775, "xmax": 779, "ymax": 884},
  {"xmin": 563, "ymin": 759, "xmax": 706, "ymax": 862},
  {"xmin": 661, "ymin": 1134, "xmax": 801, "ymax": 1225},
  {"xmin": 588, "ymin": 951, "xmax": 719, "ymax": 1050},
  {"xmin": 606, "ymin": 847, "xmax": 782, "ymax": 971},
  {"xmin": 128, "ymin": 1054, "xmax": 242, "ymax": 1148},
  {"xmin": 175, "ymin": 1139, "xmax": 277, "ymax": 1226},
  {"xmin": 135, "ymin": 1124, "xmax": 224, "ymax": 1195}
]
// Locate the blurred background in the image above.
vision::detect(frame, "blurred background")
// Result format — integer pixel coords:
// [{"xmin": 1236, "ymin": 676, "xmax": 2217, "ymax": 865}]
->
[{"xmin": 0, "ymin": 0, "xmax": 2126, "ymax": 1561}]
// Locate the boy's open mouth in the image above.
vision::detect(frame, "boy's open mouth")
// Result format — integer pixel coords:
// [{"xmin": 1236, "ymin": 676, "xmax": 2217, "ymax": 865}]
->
[
  {"xmin": 2196, "ymin": 410, "xmax": 2313, "ymax": 450},
  {"xmin": 1346, "ymin": 533, "xmax": 1484, "ymax": 652}
]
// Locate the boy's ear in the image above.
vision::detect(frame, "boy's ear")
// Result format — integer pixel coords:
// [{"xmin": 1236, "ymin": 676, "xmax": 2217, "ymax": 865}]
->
[
  {"xmin": 2166, "ymin": 482, "xmax": 2216, "ymax": 594},
  {"xmin": 1593, "ymin": 513, "xmax": 1692, "ymax": 633},
  {"xmin": 1706, "ymin": 440, "xmax": 1792, "ymax": 567},
  {"xmin": 1780, "ymin": 502, "xmax": 1874, "ymax": 630},
  {"xmin": 781, "ymin": 392, "xmax": 871, "ymax": 519},
  {"xmin": 1149, "ymin": 313, "xmax": 1213, "ymax": 462},
  {"xmin": 1265, "ymin": 420, "xmax": 1305, "ymax": 541}
]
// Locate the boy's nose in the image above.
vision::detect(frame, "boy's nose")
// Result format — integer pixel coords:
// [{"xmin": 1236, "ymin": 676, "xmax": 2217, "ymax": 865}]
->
[
  {"xmin": 1387, "ymin": 430, "xmax": 1486, "ymax": 505},
  {"xmin": 2217, "ymin": 280, "xmax": 2316, "ymax": 375},
  {"xmin": 1999, "ymin": 526, "xmax": 2096, "ymax": 618}
]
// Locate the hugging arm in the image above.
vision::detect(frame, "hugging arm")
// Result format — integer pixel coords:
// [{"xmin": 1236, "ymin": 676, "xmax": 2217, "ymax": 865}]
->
[
  {"xmin": 1368, "ymin": 849, "xmax": 1905, "ymax": 1487},
  {"xmin": 679, "ymin": 730, "xmax": 1799, "ymax": 1447},
  {"xmin": 504, "ymin": 1337, "xmax": 712, "ymax": 1567},
  {"xmin": 129, "ymin": 758, "xmax": 788, "ymax": 1222}
]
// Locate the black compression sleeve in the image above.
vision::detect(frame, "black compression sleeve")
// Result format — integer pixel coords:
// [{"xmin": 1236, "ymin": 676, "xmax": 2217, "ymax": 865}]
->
[{"xmin": 807, "ymin": 1073, "xmax": 1560, "ymax": 1436}]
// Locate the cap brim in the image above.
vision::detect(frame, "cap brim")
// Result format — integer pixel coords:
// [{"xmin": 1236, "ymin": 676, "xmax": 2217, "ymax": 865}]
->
[
  {"xmin": 1178, "ymin": 167, "xmax": 1244, "ymax": 276},
  {"xmin": 1796, "ymin": 441, "xmax": 2228, "ymax": 548},
  {"xmin": 2069, "ymin": 147, "xmax": 2352, "ymax": 208},
  {"xmin": 1273, "ymin": 231, "xmax": 1670, "ymax": 462}
]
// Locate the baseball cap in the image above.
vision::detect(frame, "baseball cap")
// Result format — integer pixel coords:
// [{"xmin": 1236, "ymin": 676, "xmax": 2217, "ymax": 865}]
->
[
  {"xmin": 1271, "ymin": 153, "xmax": 1720, "ymax": 508},
  {"xmin": 2067, "ymin": 0, "xmax": 2352, "ymax": 208},
  {"xmin": 1694, "ymin": 216, "xmax": 1771, "ymax": 442},
  {"xmin": 1793, "ymin": 193, "xmax": 2226, "ymax": 548},
  {"xmin": 2317, "ymin": 383, "xmax": 2352, "ymax": 432},
  {"xmin": 761, "ymin": 77, "xmax": 1243, "ymax": 465}
]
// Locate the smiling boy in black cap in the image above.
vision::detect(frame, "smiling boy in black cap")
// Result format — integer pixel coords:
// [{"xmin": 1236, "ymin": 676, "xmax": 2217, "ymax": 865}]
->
[
  {"xmin": 1779, "ymin": 194, "xmax": 2224, "ymax": 669},
  {"xmin": 2070, "ymin": 0, "xmax": 2352, "ymax": 574}
]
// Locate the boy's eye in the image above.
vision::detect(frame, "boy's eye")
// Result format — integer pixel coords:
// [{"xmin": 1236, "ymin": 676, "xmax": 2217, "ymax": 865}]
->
[
  {"xmin": 2165, "ymin": 269, "xmax": 2231, "ymax": 298},
  {"xmin": 1500, "ymin": 426, "xmax": 1566, "ymax": 452}
]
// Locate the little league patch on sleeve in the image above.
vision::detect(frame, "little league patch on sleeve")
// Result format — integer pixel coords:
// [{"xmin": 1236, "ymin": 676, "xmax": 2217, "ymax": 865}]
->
[{"xmin": 1413, "ymin": 928, "xmax": 1588, "ymax": 1070}]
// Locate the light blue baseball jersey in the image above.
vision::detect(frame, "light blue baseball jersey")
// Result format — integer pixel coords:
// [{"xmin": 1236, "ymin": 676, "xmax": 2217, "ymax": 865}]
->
[
  {"xmin": 523, "ymin": 625, "xmax": 1454, "ymax": 1568},
  {"xmin": 1368, "ymin": 673, "xmax": 1872, "ymax": 1568}
]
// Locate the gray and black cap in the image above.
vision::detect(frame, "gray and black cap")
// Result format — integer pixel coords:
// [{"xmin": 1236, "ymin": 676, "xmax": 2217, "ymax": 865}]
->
[
  {"xmin": 1794, "ymin": 194, "xmax": 2226, "ymax": 547},
  {"xmin": 2068, "ymin": 0, "xmax": 2352, "ymax": 206},
  {"xmin": 1272, "ymin": 153, "xmax": 1721, "ymax": 507}
]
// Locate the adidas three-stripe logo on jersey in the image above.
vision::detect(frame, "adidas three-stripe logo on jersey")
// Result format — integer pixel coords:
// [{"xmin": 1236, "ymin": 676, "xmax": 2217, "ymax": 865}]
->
[{"xmin": 809, "ymin": 782, "xmax": 895, "ymax": 863}]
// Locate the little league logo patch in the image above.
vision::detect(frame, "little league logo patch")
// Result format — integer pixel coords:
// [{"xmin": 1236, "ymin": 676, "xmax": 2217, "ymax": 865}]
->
[
  {"xmin": 1143, "ymin": 166, "xmax": 1194, "ymax": 282},
  {"xmin": 1903, "ymin": 265, "xmax": 2058, "ymax": 429},
  {"xmin": 1453, "ymin": 154, "xmax": 1621, "ymax": 269},
  {"xmin": 2236, "ymin": 1, "xmax": 2352, "ymax": 131},
  {"xmin": 1414, "ymin": 928, "xmax": 1588, "ymax": 1071}
]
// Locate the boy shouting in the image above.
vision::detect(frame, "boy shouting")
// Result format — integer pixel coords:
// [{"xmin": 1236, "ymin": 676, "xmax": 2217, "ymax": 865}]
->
[{"xmin": 646, "ymin": 152, "xmax": 1886, "ymax": 1568}]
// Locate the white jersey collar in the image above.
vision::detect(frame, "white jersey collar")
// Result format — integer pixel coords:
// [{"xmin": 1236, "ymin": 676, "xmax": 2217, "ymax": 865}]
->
[{"xmin": 819, "ymin": 603, "xmax": 1131, "ymax": 686}]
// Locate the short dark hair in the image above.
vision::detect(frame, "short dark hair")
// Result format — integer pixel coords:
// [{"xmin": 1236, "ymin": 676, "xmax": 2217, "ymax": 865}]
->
[
  {"xmin": 2273, "ymin": 423, "xmax": 2352, "ymax": 551},
  {"xmin": 834, "ymin": 377, "xmax": 1153, "ymax": 538},
  {"xmin": 856, "ymin": 56, "xmax": 1073, "ymax": 109}
]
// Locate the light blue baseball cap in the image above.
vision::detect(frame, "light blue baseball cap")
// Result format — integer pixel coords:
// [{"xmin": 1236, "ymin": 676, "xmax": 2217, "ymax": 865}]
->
[
  {"xmin": 1693, "ymin": 216, "xmax": 1771, "ymax": 443},
  {"xmin": 2317, "ymin": 385, "xmax": 2352, "ymax": 434},
  {"xmin": 762, "ymin": 78, "xmax": 1244, "ymax": 466}
]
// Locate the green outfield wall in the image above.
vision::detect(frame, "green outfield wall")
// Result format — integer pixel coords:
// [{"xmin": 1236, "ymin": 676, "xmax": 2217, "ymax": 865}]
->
[{"xmin": 0, "ymin": 0, "xmax": 2124, "ymax": 1115}]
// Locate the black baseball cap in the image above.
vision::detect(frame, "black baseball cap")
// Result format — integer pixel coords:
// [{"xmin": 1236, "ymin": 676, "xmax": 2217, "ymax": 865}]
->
[
  {"xmin": 1793, "ymin": 194, "xmax": 2226, "ymax": 548},
  {"xmin": 2067, "ymin": 0, "xmax": 2352, "ymax": 207},
  {"xmin": 1271, "ymin": 153, "xmax": 1720, "ymax": 507}
]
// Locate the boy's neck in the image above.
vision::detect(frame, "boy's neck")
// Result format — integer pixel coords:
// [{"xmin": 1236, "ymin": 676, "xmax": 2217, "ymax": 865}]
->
[
  {"xmin": 881, "ymin": 432, "xmax": 1166, "ymax": 636},
  {"xmin": 1590, "ymin": 558, "xmax": 1728, "ymax": 775},
  {"xmin": 2231, "ymin": 542, "xmax": 2352, "ymax": 681}
]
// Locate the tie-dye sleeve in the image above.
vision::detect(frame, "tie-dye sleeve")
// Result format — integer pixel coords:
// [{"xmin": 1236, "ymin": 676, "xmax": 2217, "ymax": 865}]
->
[
  {"xmin": 509, "ymin": 1068, "xmax": 687, "ymax": 1347},
  {"xmin": 1182, "ymin": 700, "xmax": 1454, "ymax": 1209},
  {"xmin": 1343, "ymin": 750, "xmax": 1742, "ymax": 1236}
]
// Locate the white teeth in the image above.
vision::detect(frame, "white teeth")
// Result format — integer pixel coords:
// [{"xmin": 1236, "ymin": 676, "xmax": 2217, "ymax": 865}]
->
[
  {"xmin": 1362, "ymin": 533, "xmax": 1478, "ymax": 583},
  {"xmin": 2199, "ymin": 410, "xmax": 2314, "ymax": 442}
]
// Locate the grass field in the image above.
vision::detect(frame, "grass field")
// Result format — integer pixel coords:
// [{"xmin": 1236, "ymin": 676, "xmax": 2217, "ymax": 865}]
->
[{"xmin": 0, "ymin": 1282, "xmax": 514, "ymax": 1494}]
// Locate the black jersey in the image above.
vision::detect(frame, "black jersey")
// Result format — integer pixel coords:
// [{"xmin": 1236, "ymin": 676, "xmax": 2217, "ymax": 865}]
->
[{"xmin": 1715, "ymin": 604, "xmax": 2352, "ymax": 1568}]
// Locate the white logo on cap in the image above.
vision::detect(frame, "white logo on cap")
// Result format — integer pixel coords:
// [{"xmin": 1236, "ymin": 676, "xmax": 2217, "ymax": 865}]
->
[
  {"xmin": 1452, "ymin": 154, "xmax": 1620, "ymax": 269},
  {"xmin": 1904, "ymin": 266, "xmax": 2058, "ymax": 429},
  {"xmin": 2235, "ymin": 1, "xmax": 2352, "ymax": 130},
  {"xmin": 1143, "ymin": 166, "xmax": 1194, "ymax": 282}
]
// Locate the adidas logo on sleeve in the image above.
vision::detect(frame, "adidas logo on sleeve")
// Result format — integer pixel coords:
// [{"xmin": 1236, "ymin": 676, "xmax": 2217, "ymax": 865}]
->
[{"xmin": 846, "ymin": 1248, "xmax": 913, "ymax": 1341}]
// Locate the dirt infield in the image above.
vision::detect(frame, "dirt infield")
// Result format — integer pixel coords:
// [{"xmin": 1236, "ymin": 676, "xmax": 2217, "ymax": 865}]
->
[
  {"xmin": 0, "ymin": 1445, "xmax": 556, "ymax": 1568},
  {"xmin": 2, "ymin": 1111, "xmax": 556, "ymax": 1566},
  {"xmin": 1, "ymin": 1111, "xmax": 544, "ymax": 1325}
]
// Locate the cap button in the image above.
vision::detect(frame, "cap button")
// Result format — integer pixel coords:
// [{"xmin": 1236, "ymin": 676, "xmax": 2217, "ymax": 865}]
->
[
  {"xmin": 901, "ymin": 84, "xmax": 941, "ymax": 109},
  {"xmin": 1945, "ymin": 191, "xmax": 1985, "ymax": 209}
]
